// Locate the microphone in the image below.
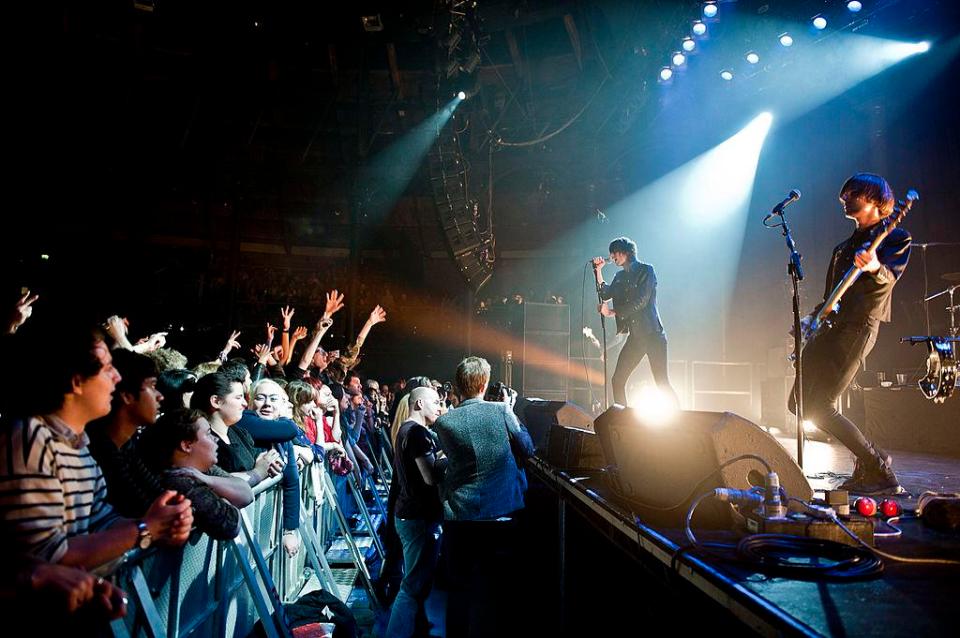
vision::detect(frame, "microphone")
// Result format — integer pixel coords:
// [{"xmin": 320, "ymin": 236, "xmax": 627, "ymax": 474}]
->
[
  {"xmin": 764, "ymin": 189, "xmax": 801, "ymax": 222},
  {"xmin": 774, "ymin": 189, "xmax": 801, "ymax": 213}
]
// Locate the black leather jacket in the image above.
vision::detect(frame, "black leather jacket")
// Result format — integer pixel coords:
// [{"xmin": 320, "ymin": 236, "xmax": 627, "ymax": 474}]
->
[
  {"xmin": 599, "ymin": 259, "xmax": 664, "ymax": 336},
  {"xmin": 819, "ymin": 225, "xmax": 911, "ymax": 324}
]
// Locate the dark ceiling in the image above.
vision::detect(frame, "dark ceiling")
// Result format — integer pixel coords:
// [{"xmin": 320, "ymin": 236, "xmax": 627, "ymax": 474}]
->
[{"xmin": 5, "ymin": 1, "xmax": 956, "ymax": 284}]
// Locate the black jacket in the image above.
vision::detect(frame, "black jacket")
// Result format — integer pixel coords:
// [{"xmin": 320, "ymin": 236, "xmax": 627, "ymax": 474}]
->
[
  {"xmin": 819, "ymin": 225, "xmax": 911, "ymax": 324},
  {"xmin": 599, "ymin": 259, "xmax": 664, "ymax": 336}
]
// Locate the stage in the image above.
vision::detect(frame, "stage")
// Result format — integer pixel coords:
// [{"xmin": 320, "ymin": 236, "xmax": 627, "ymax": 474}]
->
[{"xmin": 521, "ymin": 437, "xmax": 960, "ymax": 637}]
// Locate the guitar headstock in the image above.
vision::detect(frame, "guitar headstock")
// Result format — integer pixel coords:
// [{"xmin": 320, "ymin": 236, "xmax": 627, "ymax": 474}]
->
[{"xmin": 888, "ymin": 189, "xmax": 919, "ymax": 229}]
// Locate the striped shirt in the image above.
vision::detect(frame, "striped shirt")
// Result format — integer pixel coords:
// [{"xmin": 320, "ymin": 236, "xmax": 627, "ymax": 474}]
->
[{"xmin": 0, "ymin": 415, "xmax": 119, "ymax": 563}]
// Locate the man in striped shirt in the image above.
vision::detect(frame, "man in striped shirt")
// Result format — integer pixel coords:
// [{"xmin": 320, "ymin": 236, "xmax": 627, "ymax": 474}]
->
[{"xmin": 1, "ymin": 325, "xmax": 194, "ymax": 569}]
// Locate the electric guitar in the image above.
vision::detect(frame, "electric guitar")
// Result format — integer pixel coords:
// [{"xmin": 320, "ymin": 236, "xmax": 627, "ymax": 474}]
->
[{"xmin": 802, "ymin": 190, "xmax": 919, "ymax": 346}]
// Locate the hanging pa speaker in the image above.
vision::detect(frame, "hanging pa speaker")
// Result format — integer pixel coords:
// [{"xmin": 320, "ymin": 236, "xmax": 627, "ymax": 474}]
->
[{"xmin": 593, "ymin": 406, "xmax": 812, "ymax": 527}]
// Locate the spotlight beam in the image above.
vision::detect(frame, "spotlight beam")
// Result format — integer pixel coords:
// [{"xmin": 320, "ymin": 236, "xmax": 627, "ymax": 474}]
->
[
  {"xmin": 358, "ymin": 97, "xmax": 462, "ymax": 220},
  {"xmin": 595, "ymin": 113, "xmax": 774, "ymax": 361}
]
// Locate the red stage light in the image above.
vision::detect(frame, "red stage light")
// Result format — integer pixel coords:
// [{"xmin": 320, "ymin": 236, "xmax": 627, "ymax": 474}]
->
[
  {"xmin": 855, "ymin": 496, "xmax": 878, "ymax": 517},
  {"xmin": 879, "ymin": 499, "xmax": 901, "ymax": 518}
]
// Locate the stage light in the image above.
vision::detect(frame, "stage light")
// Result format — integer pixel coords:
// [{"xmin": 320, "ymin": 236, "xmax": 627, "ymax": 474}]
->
[
  {"xmin": 879, "ymin": 40, "xmax": 933, "ymax": 61},
  {"xmin": 456, "ymin": 91, "xmax": 466, "ymax": 100},
  {"xmin": 703, "ymin": 2, "xmax": 718, "ymax": 19},
  {"xmin": 631, "ymin": 385, "xmax": 678, "ymax": 425},
  {"xmin": 847, "ymin": 1, "xmax": 863, "ymax": 13},
  {"xmin": 802, "ymin": 420, "xmax": 817, "ymax": 433},
  {"xmin": 720, "ymin": 69, "xmax": 734, "ymax": 81},
  {"xmin": 812, "ymin": 15, "xmax": 827, "ymax": 30},
  {"xmin": 682, "ymin": 37, "xmax": 696, "ymax": 52},
  {"xmin": 659, "ymin": 66, "xmax": 674, "ymax": 81},
  {"xmin": 879, "ymin": 499, "xmax": 901, "ymax": 518},
  {"xmin": 746, "ymin": 51, "xmax": 760, "ymax": 64},
  {"xmin": 672, "ymin": 51, "xmax": 686, "ymax": 66},
  {"xmin": 692, "ymin": 20, "xmax": 707, "ymax": 36},
  {"xmin": 779, "ymin": 33, "xmax": 794, "ymax": 47},
  {"xmin": 855, "ymin": 497, "xmax": 877, "ymax": 517}
]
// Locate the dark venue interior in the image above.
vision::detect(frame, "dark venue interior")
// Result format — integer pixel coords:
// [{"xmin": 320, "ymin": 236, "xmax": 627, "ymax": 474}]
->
[{"xmin": 3, "ymin": 1, "xmax": 959, "ymax": 636}]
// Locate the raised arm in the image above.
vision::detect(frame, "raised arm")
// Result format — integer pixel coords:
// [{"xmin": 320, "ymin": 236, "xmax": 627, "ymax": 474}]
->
[
  {"xmin": 339, "ymin": 305, "xmax": 387, "ymax": 371},
  {"xmin": 284, "ymin": 325, "xmax": 308, "ymax": 366},
  {"xmin": 218, "ymin": 330, "xmax": 242, "ymax": 363},
  {"xmin": 280, "ymin": 306, "xmax": 294, "ymax": 365},
  {"xmin": 7, "ymin": 289, "xmax": 39, "ymax": 335},
  {"xmin": 296, "ymin": 290, "xmax": 345, "ymax": 373}
]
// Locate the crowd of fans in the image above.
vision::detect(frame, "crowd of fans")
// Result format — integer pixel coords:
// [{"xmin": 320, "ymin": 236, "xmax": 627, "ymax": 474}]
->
[{"xmin": 0, "ymin": 286, "xmax": 534, "ymax": 638}]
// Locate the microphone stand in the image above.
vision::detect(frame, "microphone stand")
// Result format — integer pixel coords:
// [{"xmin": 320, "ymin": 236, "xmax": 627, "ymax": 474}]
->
[
  {"xmin": 914, "ymin": 242, "xmax": 960, "ymax": 335},
  {"xmin": 594, "ymin": 265, "xmax": 610, "ymax": 410},
  {"xmin": 765, "ymin": 207, "xmax": 806, "ymax": 469}
]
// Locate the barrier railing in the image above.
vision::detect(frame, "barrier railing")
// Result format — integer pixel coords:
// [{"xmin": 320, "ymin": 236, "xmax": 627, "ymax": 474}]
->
[{"xmin": 108, "ymin": 454, "xmax": 388, "ymax": 637}]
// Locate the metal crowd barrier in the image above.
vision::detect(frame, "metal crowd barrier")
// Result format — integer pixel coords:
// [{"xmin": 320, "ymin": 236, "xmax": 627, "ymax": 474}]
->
[{"xmin": 107, "ymin": 453, "xmax": 388, "ymax": 638}]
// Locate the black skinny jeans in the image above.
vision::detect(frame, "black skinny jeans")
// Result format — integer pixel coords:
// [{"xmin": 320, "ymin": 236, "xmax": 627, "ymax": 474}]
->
[
  {"xmin": 611, "ymin": 329, "xmax": 674, "ymax": 406},
  {"xmin": 789, "ymin": 319, "xmax": 879, "ymax": 462}
]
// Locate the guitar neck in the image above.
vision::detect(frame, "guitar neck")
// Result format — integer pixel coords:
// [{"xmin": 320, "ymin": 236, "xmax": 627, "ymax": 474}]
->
[
  {"xmin": 813, "ymin": 190, "xmax": 917, "ymax": 326},
  {"xmin": 817, "ymin": 223, "xmax": 891, "ymax": 321}
]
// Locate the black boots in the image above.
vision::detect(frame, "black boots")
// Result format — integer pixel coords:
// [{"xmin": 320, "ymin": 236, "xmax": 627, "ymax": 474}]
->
[{"xmin": 839, "ymin": 445, "xmax": 904, "ymax": 495}]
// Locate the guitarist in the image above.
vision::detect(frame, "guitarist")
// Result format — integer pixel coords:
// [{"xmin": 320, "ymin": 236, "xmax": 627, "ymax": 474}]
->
[
  {"xmin": 593, "ymin": 237, "xmax": 679, "ymax": 408},
  {"xmin": 790, "ymin": 173, "xmax": 911, "ymax": 494}
]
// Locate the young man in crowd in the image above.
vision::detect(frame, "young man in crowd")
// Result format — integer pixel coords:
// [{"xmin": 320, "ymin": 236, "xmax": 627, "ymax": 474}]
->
[
  {"xmin": 86, "ymin": 350, "xmax": 167, "ymax": 517},
  {"xmin": 0, "ymin": 323, "xmax": 194, "ymax": 570}
]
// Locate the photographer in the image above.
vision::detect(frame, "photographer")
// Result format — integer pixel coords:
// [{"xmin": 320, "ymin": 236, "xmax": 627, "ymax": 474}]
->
[{"xmin": 434, "ymin": 356, "xmax": 533, "ymax": 637}]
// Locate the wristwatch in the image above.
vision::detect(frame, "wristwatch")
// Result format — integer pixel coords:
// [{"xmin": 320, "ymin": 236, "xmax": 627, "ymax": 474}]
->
[{"xmin": 135, "ymin": 520, "xmax": 152, "ymax": 550}]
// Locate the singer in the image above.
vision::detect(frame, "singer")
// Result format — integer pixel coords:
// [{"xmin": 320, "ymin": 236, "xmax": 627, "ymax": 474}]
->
[
  {"xmin": 593, "ymin": 237, "xmax": 679, "ymax": 408},
  {"xmin": 789, "ymin": 173, "xmax": 911, "ymax": 494}
]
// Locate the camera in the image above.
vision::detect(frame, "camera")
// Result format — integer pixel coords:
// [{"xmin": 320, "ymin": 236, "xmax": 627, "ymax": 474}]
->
[{"xmin": 484, "ymin": 381, "xmax": 511, "ymax": 402}]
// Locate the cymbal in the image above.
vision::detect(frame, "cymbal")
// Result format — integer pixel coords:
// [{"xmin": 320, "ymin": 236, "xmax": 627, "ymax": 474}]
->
[{"xmin": 943, "ymin": 272, "xmax": 960, "ymax": 282}]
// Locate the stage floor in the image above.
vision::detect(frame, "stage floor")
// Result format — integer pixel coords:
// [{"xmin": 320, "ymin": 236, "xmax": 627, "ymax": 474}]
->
[{"xmin": 776, "ymin": 436, "xmax": 960, "ymax": 504}]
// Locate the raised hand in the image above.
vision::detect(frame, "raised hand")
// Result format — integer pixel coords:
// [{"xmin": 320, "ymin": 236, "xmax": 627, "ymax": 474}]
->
[
  {"xmin": 280, "ymin": 306, "xmax": 295, "ymax": 331},
  {"xmin": 222, "ymin": 330, "xmax": 241, "ymax": 357},
  {"xmin": 9, "ymin": 289, "xmax": 39, "ymax": 334},
  {"xmin": 324, "ymin": 290, "xmax": 345, "ymax": 318},
  {"xmin": 592, "ymin": 256, "xmax": 606, "ymax": 269},
  {"xmin": 367, "ymin": 305, "xmax": 387, "ymax": 326},
  {"xmin": 291, "ymin": 325, "xmax": 308, "ymax": 340},
  {"xmin": 252, "ymin": 343, "xmax": 271, "ymax": 366},
  {"xmin": 266, "ymin": 323, "xmax": 277, "ymax": 345},
  {"xmin": 104, "ymin": 315, "xmax": 129, "ymax": 340},
  {"xmin": 145, "ymin": 332, "xmax": 167, "ymax": 351}
]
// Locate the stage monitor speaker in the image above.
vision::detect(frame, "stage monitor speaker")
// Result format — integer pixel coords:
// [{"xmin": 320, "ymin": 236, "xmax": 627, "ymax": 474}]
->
[
  {"xmin": 514, "ymin": 397, "xmax": 591, "ymax": 448},
  {"xmin": 593, "ymin": 406, "xmax": 812, "ymax": 527}
]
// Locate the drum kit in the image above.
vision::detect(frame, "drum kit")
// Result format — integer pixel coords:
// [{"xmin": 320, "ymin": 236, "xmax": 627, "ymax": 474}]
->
[{"xmin": 902, "ymin": 272, "xmax": 959, "ymax": 403}]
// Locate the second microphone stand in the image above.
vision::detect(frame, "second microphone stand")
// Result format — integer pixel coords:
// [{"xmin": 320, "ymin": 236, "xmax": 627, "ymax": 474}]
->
[
  {"xmin": 594, "ymin": 264, "xmax": 610, "ymax": 410},
  {"xmin": 765, "ymin": 208, "xmax": 806, "ymax": 469}
]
